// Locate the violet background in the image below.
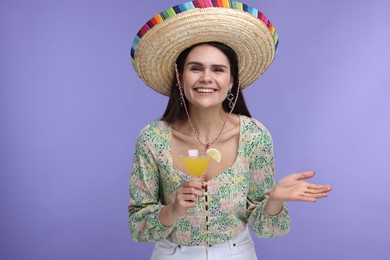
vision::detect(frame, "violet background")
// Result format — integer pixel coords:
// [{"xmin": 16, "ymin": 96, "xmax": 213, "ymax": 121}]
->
[{"xmin": 1, "ymin": 0, "xmax": 389, "ymax": 259}]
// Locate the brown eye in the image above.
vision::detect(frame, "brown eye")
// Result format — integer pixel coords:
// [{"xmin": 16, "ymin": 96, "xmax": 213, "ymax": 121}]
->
[{"xmin": 190, "ymin": 66, "xmax": 201, "ymax": 71}]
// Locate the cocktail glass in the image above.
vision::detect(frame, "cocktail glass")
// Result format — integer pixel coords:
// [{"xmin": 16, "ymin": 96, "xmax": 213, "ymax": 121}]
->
[{"xmin": 179, "ymin": 149, "xmax": 212, "ymax": 218}]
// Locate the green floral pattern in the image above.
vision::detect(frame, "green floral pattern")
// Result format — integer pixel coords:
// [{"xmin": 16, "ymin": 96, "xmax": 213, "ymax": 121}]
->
[{"xmin": 128, "ymin": 115, "xmax": 290, "ymax": 246}]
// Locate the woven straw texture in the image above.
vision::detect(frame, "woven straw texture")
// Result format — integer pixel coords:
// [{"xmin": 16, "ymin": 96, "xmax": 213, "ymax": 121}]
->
[{"xmin": 132, "ymin": 4, "xmax": 277, "ymax": 96}]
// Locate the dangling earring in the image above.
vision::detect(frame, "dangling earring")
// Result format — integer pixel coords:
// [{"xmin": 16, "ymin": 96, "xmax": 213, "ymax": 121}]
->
[{"xmin": 227, "ymin": 88, "xmax": 235, "ymax": 109}]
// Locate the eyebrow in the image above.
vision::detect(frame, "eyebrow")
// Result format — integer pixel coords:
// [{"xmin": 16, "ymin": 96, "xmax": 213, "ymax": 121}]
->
[{"xmin": 185, "ymin": 61, "xmax": 229, "ymax": 69}]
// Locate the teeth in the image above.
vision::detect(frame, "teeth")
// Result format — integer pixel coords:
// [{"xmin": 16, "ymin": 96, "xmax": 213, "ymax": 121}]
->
[{"xmin": 196, "ymin": 88, "xmax": 214, "ymax": 93}]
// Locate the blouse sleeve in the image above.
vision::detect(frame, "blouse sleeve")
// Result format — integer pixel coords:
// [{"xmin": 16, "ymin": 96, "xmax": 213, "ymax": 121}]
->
[
  {"xmin": 128, "ymin": 127, "xmax": 175, "ymax": 242},
  {"xmin": 246, "ymin": 121, "xmax": 290, "ymax": 237}
]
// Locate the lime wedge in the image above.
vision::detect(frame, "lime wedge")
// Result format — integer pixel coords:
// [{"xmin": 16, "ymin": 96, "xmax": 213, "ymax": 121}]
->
[{"xmin": 206, "ymin": 148, "xmax": 221, "ymax": 163}]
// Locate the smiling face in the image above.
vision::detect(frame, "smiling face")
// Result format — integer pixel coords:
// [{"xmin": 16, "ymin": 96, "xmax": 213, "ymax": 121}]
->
[{"xmin": 181, "ymin": 44, "xmax": 234, "ymax": 111}]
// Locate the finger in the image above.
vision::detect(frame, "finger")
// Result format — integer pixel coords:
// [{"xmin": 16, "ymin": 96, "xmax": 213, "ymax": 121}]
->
[
  {"xmin": 307, "ymin": 184, "xmax": 332, "ymax": 191},
  {"xmin": 183, "ymin": 180, "xmax": 202, "ymax": 190},
  {"xmin": 306, "ymin": 185, "xmax": 332, "ymax": 194},
  {"xmin": 312, "ymin": 193, "xmax": 329, "ymax": 199},
  {"xmin": 180, "ymin": 194, "xmax": 198, "ymax": 202},
  {"xmin": 296, "ymin": 171, "xmax": 315, "ymax": 180},
  {"xmin": 305, "ymin": 190, "xmax": 330, "ymax": 196},
  {"xmin": 304, "ymin": 185, "xmax": 331, "ymax": 194},
  {"xmin": 295, "ymin": 195, "xmax": 317, "ymax": 202},
  {"xmin": 181, "ymin": 186, "xmax": 203, "ymax": 196},
  {"xmin": 176, "ymin": 199, "xmax": 195, "ymax": 208},
  {"xmin": 304, "ymin": 190, "xmax": 329, "ymax": 198},
  {"xmin": 303, "ymin": 187, "xmax": 332, "ymax": 200}
]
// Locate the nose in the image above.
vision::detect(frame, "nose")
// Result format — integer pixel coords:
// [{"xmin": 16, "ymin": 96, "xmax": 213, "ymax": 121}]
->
[{"xmin": 200, "ymin": 69, "xmax": 212, "ymax": 83}]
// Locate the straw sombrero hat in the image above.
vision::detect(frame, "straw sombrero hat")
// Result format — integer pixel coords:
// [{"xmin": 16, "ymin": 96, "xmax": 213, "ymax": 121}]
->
[{"xmin": 131, "ymin": 0, "xmax": 279, "ymax": 96}]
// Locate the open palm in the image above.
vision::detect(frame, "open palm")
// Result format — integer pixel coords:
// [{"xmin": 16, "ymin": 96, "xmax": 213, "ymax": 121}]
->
[{"xmin": 273, "ymin": 171, "xmax": 332, "ymax": 202}]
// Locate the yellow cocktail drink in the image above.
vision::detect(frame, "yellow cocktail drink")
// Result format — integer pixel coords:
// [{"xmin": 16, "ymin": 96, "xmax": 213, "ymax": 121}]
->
[
  {"xmin": 180, "ymin": 156, "xmax": 212, "ymax": 177},
  {"xmin": 178, "ymin": 149, "xmax": 214, "ymax": 218}
]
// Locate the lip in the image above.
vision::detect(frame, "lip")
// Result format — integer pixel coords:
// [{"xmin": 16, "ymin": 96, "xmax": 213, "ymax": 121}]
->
[{"xmin": 193, "ymin": 87, "xmax": 217, "ymax": 94}]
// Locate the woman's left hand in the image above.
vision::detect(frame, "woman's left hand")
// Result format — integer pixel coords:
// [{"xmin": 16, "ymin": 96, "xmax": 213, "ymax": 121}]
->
[{"xmin": 270, "ymin": 171, "xmax": 332, "ymax": 203}]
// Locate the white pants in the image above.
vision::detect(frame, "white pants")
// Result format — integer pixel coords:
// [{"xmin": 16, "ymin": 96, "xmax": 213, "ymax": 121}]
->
[{"xmin": 150, "ymin": 227, "xmax": 258, "ymax": 260}]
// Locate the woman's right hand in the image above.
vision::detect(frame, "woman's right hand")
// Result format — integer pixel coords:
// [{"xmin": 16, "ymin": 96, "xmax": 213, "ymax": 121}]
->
[
  {"xmin": 172, "ymin": 180, "xmax": 203, "ymax": 217},
  {"xmin": 159, "ymin": 180, "xmax": 203, "ymax": 226}
]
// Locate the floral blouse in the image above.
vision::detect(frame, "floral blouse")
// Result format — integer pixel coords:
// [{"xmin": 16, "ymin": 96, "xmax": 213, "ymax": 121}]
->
[{"xmin": 128, "ymin": 115, "xmax": 289, "ymax": 246}]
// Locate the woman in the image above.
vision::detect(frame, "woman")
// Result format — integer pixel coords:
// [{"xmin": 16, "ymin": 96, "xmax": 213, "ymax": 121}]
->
[{"xmin": 129, "ymin": 1, "xmax": 331, "ymax": 259}]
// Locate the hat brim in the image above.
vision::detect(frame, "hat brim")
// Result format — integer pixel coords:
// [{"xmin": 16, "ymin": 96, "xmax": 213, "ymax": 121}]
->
[{"xmin": 132, "ymin": 2, "xmax": 278, "ymax": 96}]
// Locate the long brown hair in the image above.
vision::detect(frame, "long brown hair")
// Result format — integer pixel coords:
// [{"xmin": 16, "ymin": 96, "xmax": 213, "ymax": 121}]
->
[{"xmin": 161, "ymin": 42, "xmax": 251, "ymax": 123}]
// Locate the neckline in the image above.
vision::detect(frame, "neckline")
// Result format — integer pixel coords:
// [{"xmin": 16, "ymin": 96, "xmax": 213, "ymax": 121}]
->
[{"xmin": 168, "ymin": 115, "xmax": 243, "ymax": 182}]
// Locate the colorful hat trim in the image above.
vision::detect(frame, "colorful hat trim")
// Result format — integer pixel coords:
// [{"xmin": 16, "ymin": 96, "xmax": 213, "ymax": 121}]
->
[{"xmin": 131, "ymin": 0, "xmax": 278, "ymax": 67}]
